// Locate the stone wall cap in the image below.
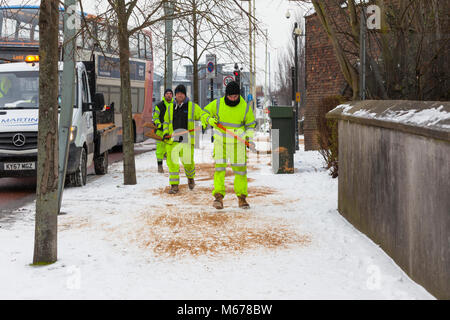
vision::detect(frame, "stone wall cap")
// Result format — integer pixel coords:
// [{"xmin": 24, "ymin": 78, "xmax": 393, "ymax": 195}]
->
[{"xmin": 327, "ymin": 100, "xmax": 450, "ymax": 141}]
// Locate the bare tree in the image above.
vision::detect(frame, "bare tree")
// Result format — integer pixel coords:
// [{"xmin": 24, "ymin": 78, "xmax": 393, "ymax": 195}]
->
[
  {"xmin": 33, "ymin": 0, "xmax": 60, "ymax": 265},
  {"xmin": 157, "ymin": 0, "xmax": 257, "ymax": 103},
  {"xmin": 273, "ymin": 12, "xmax": 306, "ymax": 111},
  {"xmin": 290, "ymin": 0, "xmax": 450, "ymax": 101},
  {"xmin": 88, "ymin": 0, "xmax": 168, "ymax": 185}
]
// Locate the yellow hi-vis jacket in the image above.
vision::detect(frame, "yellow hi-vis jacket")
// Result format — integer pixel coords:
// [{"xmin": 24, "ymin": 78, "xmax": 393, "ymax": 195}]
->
[
  {"xmin": 153, "ymin": 98, "xmax": 173, "ymax": 136},
  {"xmin": 201, "ymin": 96, "xmax": 256, "ymax": 144},
  {"xmin": 163, "ymin": 99, "xmax": 206, "ymax": 145},
  {"xmin": 0, "ymin": 77, "xmax": 12, "ymax": 98}
]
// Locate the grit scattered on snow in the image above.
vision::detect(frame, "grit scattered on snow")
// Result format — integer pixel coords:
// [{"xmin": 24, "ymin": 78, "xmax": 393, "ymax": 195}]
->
[{"xmin": 0, "ymin": 133, "xmax": 434, "ymax": 299}]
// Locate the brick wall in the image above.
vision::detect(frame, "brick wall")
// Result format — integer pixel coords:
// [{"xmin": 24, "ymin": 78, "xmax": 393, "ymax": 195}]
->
[{"xmin": 305, "ymin": 12, "xmax": 349, "ymax": 150}]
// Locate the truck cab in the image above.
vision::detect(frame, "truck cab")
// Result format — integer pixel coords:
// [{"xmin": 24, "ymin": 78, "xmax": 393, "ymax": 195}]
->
[{"xmin": 0, "ymin": 59, "xmax": 118, "ymax": 186}]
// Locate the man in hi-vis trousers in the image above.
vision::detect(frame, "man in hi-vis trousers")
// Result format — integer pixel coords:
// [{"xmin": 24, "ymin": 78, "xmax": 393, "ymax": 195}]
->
[
  {"xmin": 162, "ymin": 84, "xmax": 207, "ymax": 194},
  {"xmin": 201, "ymin": 81, "xmax": 256, "ymax": 209},
  {"xmin": 152, "ymin": 88, "xmax": 173, "ymax": 173}
]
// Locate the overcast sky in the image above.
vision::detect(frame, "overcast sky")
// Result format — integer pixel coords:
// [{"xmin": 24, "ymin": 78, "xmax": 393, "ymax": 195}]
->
[{"xmin": 253, "ymin": 0, "xmax": 310, "ymax": 87}]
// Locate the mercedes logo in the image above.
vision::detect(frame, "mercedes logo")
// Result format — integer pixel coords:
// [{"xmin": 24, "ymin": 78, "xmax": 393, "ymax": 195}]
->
[{"xmin": 12, "ymin": 133, "xmax": 26, "ymax": 147}]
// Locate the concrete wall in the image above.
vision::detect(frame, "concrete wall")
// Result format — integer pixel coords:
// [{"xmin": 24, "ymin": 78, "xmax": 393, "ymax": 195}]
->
[{"xmin": 328, "ymin": 100, "xmax": 450, "ymax": 299}]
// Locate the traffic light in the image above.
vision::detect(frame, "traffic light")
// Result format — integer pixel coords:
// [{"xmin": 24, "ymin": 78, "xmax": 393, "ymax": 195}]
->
[
  {"xmin": 256, "ymin": 97, "xmax": 262, "ymax": 109},
  {"xmin": 233, "ymin": 70, "xmax": 240, "ymax": 86}
]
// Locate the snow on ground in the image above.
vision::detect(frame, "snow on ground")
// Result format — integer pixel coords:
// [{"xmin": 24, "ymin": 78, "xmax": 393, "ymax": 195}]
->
[{"xmin": 0, "ymin": 132, "xmax": 435, "ymax": 299}]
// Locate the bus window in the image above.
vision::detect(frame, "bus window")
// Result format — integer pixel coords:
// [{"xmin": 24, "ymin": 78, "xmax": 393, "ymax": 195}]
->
[
  {"xmin": 138, "ymin": 33, "xmax": 146, "ymax": 59},
  {"xmin": 1, "ymin": 18, "xmax": 16, "ymax": 39},
  {"xmin": 33, "ymin": 25, "xmax": 39, "ymax": 41},
  {"xmin": 97, "ymin": 24, "xmax": 108, "ymax": 50},
  {"xmin": 130, "ymin": 36, "xmax": 138, "ymax": 58},
  {"xmin": 131, "ymin": 88, "xmax": 138, "ymax": 113},
  {"xmin": 145, "ymin": 34, "xmax": 152, "ymax": 61},
  {"xmin": 18, "ymin": 23, "xmax": 32, "ymax": 40},
  {"xmin": 97, "ymin": 85, "xmax": 109, "ymax": 104},
  {"xmin": 138, "ymin": 88, "xmax": 145, "ymax": 113},
  {"xmin": 110, "ymin": 86, "xmax": 121, "ymax": 113}
]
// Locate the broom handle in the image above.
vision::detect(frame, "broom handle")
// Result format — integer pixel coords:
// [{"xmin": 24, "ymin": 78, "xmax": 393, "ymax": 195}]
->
[
  {"xmin": 216, "ymin": 123, "xmax": 251, "ymax": 148},
  {"xmin": 169, "ymin": 126, "xmax": 202, "ymax": 138}
]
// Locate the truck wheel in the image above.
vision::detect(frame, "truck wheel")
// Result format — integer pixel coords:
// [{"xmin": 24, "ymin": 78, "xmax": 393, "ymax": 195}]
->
[
  {"xmin": 72, "ymin": 147, "xmax": 87, "ymax": 187},
  {"xmin": 94, "ymin": 151, "xmax": 108, "ymax": 175}
]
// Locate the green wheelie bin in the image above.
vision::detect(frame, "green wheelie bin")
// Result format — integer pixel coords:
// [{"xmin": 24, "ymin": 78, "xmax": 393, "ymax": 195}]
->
[{"xmin": 269, "ymin": 106, "xmax": 295, "ymax": 174}]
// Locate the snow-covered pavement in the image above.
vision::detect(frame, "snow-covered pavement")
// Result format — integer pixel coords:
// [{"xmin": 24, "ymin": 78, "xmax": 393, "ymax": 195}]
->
[{"xmin": 0, "ymin": 133, "xmax": 434, "ymax": 299}]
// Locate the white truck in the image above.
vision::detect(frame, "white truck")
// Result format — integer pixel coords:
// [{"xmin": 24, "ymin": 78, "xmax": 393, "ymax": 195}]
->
[{"xmin": 0, "ymin": 58, "xmax": 118, "ymax": 186}]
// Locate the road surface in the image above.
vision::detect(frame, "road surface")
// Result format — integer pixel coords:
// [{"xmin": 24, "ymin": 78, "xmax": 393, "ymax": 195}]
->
[{"xmin": 0, "ymin": 141, "xmax": 155, "ymax": 220}]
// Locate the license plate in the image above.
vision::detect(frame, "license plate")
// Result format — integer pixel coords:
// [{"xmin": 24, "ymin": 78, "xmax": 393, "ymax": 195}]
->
[{"xmin": 4, "ymin": 162, "xmax": 36, "ymax": 170}]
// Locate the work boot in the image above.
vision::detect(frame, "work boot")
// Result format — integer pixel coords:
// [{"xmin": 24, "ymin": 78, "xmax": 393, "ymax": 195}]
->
[
  {"xmin": 168, "ymin": 184, "xmax": 179, "ymax": 194},
  {"xmin": 157, "ymin": 161, "xmax": 164, "ymax": 173},
  {"xmin": 213, "ymin": 193, "xmax": 224, "ymax": 210},
  {"xmin": 238, "ymin": 195, "xmax": 250, "ymax": 209},
  {"xmin": 188, "ymin": 178, "xmax": 195, "ymax": 190}
]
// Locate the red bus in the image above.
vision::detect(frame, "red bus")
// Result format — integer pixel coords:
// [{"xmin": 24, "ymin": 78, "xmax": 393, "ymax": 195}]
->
[{"xmin": 0, "ymin": 5, "xmax": 154, "ymax": 143}]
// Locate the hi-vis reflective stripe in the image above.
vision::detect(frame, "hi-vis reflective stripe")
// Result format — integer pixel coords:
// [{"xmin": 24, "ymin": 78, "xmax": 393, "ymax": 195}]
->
[
  {"xmin": 233, "ymin": 169, "xmax": 247, "ymax": 176},
  {"xmin": 216, "ymin": 98, "xmax": 248, "ymax": 129},
  {"xmin": 231, "ymin": 163, "xmax": 247, "ymax": 167},
  {"xmin": 245, "ymin": 121, "xmax": 256, "ymax": 128},
  {"xmin": 184, "ymin": 168, "xmax": 195, "ymax": 175},
  {"xmin": 169, "ymin": 172, "xmax": 180, "ymax": 176},
  {"xmin": 219, "ymin": 121, "xmax": 243, "ymax": 128},
  {"xmin": 213, "ymin": 129, "xmax": 244, "ymax": 141},
  {"xmin": 214, "ymin": 129, "xmax": 227, "ymax": 137},
  {"xmin": 215, "ymin": 167, "xmax": 226, "ymax": 171},
  {"xmin": 215, "ymin": 159, "xmax": 227, "ymax": 164},
  {"xmin": 170, "ymin": 178, "xmax": 180, "ymax": 182},
  {"xmin": 243, "ymin": 103, "xmax": 250, "ymax": 123},
  {"xmin": 216, "ymin": 98, "xmax": 220, "ymax": 121}
]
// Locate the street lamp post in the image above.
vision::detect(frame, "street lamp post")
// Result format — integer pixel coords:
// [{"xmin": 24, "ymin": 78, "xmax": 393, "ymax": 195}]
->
[{"xmin": 292, "ymin": 22, "xmax": 302, "ymax": 152}]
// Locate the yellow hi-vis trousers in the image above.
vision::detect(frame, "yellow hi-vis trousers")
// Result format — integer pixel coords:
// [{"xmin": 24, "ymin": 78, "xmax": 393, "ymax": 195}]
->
[
  {"xmin": 155, "ymin": 130, "xmax": 166, "ymax": 161},
  {"xmin": 213, "ymin": 139, "xmax": 248, "ymax": 198},
  {"xmin": 166, "ymin": 142, "xmax": 195, "ymax": 185}
]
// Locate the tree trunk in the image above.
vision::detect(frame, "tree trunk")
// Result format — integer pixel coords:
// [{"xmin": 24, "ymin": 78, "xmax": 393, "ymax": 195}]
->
[
  {"xmin": 33, "ymin": 0, "xmax": 60, "ymax": 265},
  {"xmin": 117, "ymin": 2, "xmax": 137, "ymax": 185}
]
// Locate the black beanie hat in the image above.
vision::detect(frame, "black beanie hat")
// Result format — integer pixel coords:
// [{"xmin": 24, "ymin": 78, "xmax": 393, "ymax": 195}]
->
[
  {"xmin": 164, "ymin": 88, "xmax": 173, "ymax": 95},
  {"xmin": 175, "ymin": 84, "xmax": 187, "ymax": 96},
  {"xmin": 225, "ymin": 81, "xmax": 240, "ymax": 96}
]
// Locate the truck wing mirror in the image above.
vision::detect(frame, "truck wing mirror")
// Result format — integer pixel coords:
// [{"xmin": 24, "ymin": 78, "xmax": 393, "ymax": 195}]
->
[{"xmin": 93, "ymin": 93, "xmax": 105, "ymax": 111}]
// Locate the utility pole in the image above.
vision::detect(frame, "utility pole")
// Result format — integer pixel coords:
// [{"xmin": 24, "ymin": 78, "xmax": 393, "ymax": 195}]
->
[
  {"xmin": 268, "ymin": 51, "xmax": 271, "ymax": 99},
  {"xmin": 359, "ymin": 3, "xmax": 367, "ymax": 100},
  {"xmin": 264, "ymin": 29, "xmax": 268, "ymax": 103},
  {"xmin": 58, "ymin": 0, "xmax": 77, "ymax": 214},
  {"xmin": 164, "ymin": 0, "xmax": 174, "ymax": 90}
]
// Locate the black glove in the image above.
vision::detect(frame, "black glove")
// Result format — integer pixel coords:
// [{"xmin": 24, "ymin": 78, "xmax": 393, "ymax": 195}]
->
[{"xmin": 162, "ymin": 134, "xmax": 170, "ymax": 141}]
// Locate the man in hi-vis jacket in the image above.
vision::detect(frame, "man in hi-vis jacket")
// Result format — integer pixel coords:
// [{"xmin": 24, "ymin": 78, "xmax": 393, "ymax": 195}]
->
[
  {"xmin": 162, "ymin": 84, "xmax": 207, "ymax": 194},
  {"xmin": 201, "ymin": 81, "xmax": 256, "ymax": 209}
]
